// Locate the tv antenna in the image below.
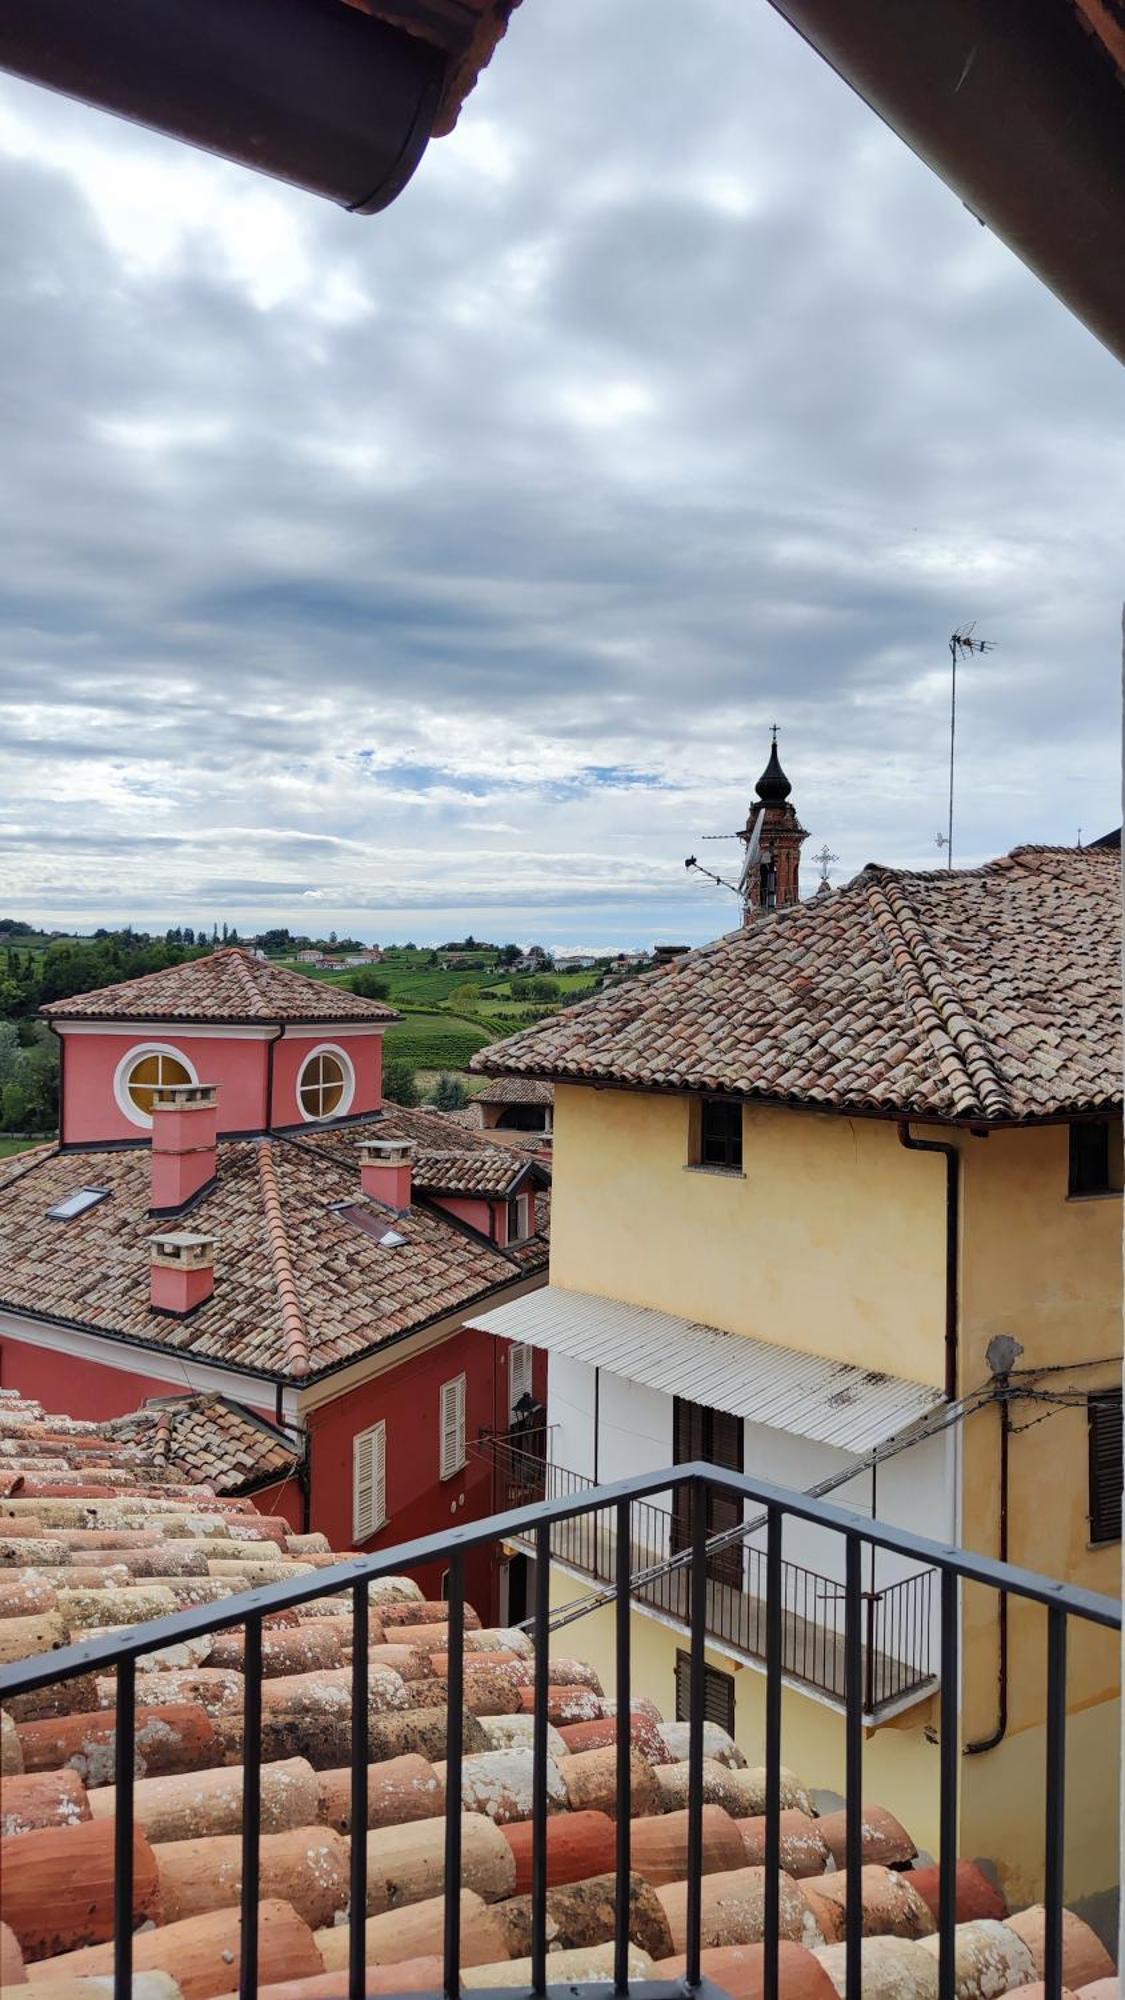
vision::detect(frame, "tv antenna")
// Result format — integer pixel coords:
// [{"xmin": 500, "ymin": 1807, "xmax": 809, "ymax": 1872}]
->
[{"xmin": 944, "ymin": 622, "xmax": 996, "ymax": 869}]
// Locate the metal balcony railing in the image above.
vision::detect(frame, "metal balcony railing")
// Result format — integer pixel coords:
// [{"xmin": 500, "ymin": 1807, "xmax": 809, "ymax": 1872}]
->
[
  {"xmin": 0, "ymin": 1461, "xmax": 1118, "ymax": 2000},
  {"xmin": 483, "ymin": 1437, "xmax": 937, "ymax": 1714}
]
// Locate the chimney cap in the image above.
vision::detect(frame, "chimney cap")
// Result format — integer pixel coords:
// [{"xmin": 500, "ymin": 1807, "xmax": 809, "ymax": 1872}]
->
[
  {"xmin": 359, "ymin": 1136, "xmax": 416, "ymax": 1165},
  {"xmin": 152, "ymin": 1082, "xmax": 218, "ymax": 1109},
  {"xmin": 151, "ymin": 1232, "xmax": 216, "ymax": 1269}
]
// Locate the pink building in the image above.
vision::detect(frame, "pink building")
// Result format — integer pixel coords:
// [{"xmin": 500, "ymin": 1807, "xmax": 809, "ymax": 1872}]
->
[{"xmin": 0, "ymin": 950, "xmax": 549, "ymax": 1615}]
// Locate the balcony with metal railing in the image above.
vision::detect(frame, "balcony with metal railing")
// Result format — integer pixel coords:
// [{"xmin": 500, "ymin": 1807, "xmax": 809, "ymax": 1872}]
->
[
  {"xmin": 483, "ymin": 1435, "xmax": 937, "ymax": 1717},
  {"xmin": 0, "ymin": 1460, "xmax": 1118, "ymax": 2000}
]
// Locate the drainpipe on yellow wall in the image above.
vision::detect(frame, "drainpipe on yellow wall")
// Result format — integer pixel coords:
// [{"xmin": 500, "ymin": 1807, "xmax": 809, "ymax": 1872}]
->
[
  {"xmin": 896, "ymin": 1122, "xmax": 961, "ymax": 1402},
  {"xmin": 964, "ymin": 1334, "xmax": 1022, "ymax": 1757}
]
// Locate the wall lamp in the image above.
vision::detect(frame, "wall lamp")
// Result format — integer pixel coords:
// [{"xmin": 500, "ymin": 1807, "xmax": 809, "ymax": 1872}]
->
[{"xmin": 0, "ymin": 0, "xmax": 449, "ymax": 214}]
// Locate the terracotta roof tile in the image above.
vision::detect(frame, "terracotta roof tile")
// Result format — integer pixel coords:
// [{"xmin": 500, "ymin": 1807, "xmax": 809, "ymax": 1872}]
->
[
  {"xmin": 475, "ymin": 1078, "xmax": 555, "ymax": 1106},
  {"xmin": 473, "ymin": 848, "xmax": 1122, "ymax": 1122},
  {"xmin": 41, "ymin": 948, "xmax": 397, "ymax": 1024},
  {"xmin": 0, "ymin": 1125, "xmax": 548, "ymax": 1385},
  {"xmin": 413, "ymin": 1151, "xmax": 540, "ymax": 1198}
]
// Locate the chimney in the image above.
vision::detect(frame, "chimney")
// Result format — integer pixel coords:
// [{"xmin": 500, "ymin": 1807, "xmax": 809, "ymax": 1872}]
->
[
  {"xmin": 150, "ymin": 1232, "xmax": 216, "ymax": 1316},
  {"xmin": 150, "ymin": 1082, "xmax": 218, "ymax": 1214},
  {"xmin": 359, "ymin": 1137, "xmax": 414, "ymax": 1212}
]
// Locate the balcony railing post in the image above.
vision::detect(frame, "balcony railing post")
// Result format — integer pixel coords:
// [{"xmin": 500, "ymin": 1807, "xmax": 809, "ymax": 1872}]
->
[
  {"xmin": 614, "ymin": 1497, "xmax": 633, "ymax": 1997},
  {"xmin": 348, "ymin": 1583, "xmax": 369, "ymax": 1999},
  {"xmin": 685, "ymin": 1477, "xmax": 708, "ymax": 1990},
  {"xmin": 844, "ymin": 1533, "xmax": 864, "ymax": 1998},
  {"xmin": 442, "ymin": 1549, "xmax": 465, "ymax": 2000},
  {"xmin": 864, "ymin": 1588, "xmax": 877, "ymax": 1715},
  {"xmin": 113, "ymin": 1654, "xmax": 136, "ymax": 2000},
  {"xmin": 1044, "ymin": 1606, "xmax": 1068, "ymax": 2000},
  {"xmin": 938, "ymin": 1568, "xmax": 959, "ymax": 2000},
  {"xmin": 763, "ymin": 1506, "xmax": 783, "ymax": 2000},
  {"xmin": 239, "ymin": 1615, "xmax": 263, "ymax": 2000},
  {"xmin": 531, "ymin": 1520, "xmax": 551, "ymax": 1999}
]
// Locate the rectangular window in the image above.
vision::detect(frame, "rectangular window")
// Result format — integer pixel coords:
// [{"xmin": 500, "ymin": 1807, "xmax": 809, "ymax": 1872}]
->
[
  {"xmin": 506, "ymin": 1194, "xmax": 532, "ymax": 1243},
  {"xmin": 695, "ymin": 1097, "xmax": 743, "ymax": 1171},
  {"xmin": 1089, "ymin": 1391, "xmax": 1122, "ymax": 1544},
  {"xmin": 675, "ymin": 1648, "xmax": 735, "ymax": 1735},
  {"xmin": 508, "ymin": 1340, "xmax": 534, "ymax": 1419},
  {"xmin": 440, "ymin": 1373, "xmax": 467, "ymax": 1479},
  {"xmin": 352, "ymin": 1421, "xmax": 386, "ymax": 1542},
  {"xmin": 1068, "ymin": 1118, "xmax": 1124, "ymax": 1197}
]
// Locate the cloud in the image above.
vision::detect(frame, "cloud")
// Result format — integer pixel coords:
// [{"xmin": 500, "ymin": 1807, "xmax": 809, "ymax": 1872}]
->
[{"xmin": 0, "ymin": 0, "xmax": 1121, "ymax": 948}]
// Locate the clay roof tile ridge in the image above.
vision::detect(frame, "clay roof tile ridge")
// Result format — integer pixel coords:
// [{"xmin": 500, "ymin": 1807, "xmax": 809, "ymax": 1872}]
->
[
  {"xmin": 256, "ymin": 1141, "xmax": 312, "ymax": 1379},
  {"xmin": 865, "ymin": 875, "xmax": 1012, "ymax": 1120}
]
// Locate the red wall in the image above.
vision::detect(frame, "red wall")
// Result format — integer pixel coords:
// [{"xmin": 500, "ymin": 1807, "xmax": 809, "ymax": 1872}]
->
[
  {"xmin": 250, "ymin": 1474, "xmax": 306, "ymax": 1536},
  {"xmin": 305, "ymin": 1328, "xmax": 543, "ymax": 1621},
  {"xmin": 60, "ymin": 1025, "xmax": 385, "ymax": 1144},
  {"xmin": 0, "ymin": 1333, "xmax": 193, "ymax": 1421}
]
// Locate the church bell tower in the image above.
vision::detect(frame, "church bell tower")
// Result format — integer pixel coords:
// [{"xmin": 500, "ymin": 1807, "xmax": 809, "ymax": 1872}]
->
[{"xmin": 738, "ymin": 730, "xmax": 808, "ymax": 923}]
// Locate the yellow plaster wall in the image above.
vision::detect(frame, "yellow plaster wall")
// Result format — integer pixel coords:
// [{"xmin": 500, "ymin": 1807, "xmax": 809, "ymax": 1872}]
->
[{"xmin": 550, "ymin": 1086, "xmax": 948, "ymax": 1387}]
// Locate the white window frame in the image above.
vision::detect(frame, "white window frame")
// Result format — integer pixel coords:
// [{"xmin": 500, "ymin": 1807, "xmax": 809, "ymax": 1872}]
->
[
  {"xmin": 352, "ymin": 1420, "xmax": 386, "ymax": 1541},
  {"xmin": 296, "ymin": 1041, "xmax": 356, "ymax": 1123},
  {"xmin": 508, "ymin": 1341, "xmax": 534, "ymax": 1419},
  {"xmin": 507, "ymin": 1192, "xmax": 532, "ymax": 1244},
  {"xmin": 113, "ymin": 1043, "xmax": 199, "ymax": 1131},
  {"xmin": 440, "ymin": 1374, "xmax": 467, "ymax": 1480}
]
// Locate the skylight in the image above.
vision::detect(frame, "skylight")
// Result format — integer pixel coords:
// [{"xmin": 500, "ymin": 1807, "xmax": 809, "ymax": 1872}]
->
[{"xmin": 47, "ymin": 1188, "xmax": 110, "ymax": 1222}]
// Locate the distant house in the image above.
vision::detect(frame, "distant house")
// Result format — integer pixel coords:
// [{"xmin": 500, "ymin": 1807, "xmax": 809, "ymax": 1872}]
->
[
  {"xmin": 475, "ymin": 1076, "xmax": 554, "ymax": 1137},
  {"xmin": 295, "ymin": 950, "xmax": 323, "ymax": 964},
  {"xmin": 555, "ymin": 954, "xmax": 599, "ymax": 972},
  {"xmin": 0, "ymin": 949, "xmax": 550, "ymax": 1616}
]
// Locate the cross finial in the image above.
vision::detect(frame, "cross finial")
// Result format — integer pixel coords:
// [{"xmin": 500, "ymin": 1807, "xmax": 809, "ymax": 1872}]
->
[
  {"xmin": 770, "ymin": 722, "xmax": 779, "ymax": 744},
  {"xmin": 812, "ymin": 842, "xmax": 838, "ymax": 888}
]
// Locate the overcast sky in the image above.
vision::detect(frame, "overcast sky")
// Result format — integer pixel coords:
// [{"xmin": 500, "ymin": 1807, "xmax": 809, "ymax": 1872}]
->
[{"xmin": 1, "ymin": 1, "xmax": 1121, "ymax": 950}]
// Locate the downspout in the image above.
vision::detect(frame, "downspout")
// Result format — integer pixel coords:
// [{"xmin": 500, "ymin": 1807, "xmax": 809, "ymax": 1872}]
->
[
  {"xmin": 964, "ymin": 1384, "xmax": 1010, "ymax": 1754},
  {"xmin": 298, "ymin": 1424, "xmax": 312, "ymax": 1536},
  {"xmin": 264, "ymin": 1022, "xmax": 284, "ymax": 1131},
  {"xmin": 896, "ymin": 1122, "xmax": 960, "ymax": 1403}
]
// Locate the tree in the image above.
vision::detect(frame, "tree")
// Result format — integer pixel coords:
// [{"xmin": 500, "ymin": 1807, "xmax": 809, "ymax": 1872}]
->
[
  {"xmin": 448, "ymin": 981, "xmax": 482, "ymax": 1009},
  {"xmin": 431, "ymin": 1073, "xmax": 469, "ymax": 1112},
  {"xmin": 527, "ymin": 975, "xmax": 560, "ymax": 1002},
  {"xmin": 382, "ymin": 1057, "xmax": 419, "ymax": 1107},
  {"xmin": 498, "ymin": 944, "xmax": 522, "ymax": 968},
  {"xmin": 258, "ymin": 929, "xmax": 294, "ymax": 956},
  {"xmin": 347, "ymin": 969, "xmax": 391, "ymax": 1001}
]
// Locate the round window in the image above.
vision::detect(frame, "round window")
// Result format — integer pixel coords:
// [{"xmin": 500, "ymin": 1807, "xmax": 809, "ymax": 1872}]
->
[
  {"xmin": 298, "ymin": 1047, "xmax": 353, "ymax": 1121},
  {"xmin": 123, "ymin": 1049, "xmax": 192, "ymax": 1119}
]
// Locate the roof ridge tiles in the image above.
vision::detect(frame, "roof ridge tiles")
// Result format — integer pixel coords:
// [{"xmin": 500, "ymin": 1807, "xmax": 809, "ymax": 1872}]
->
[
  {"xmin": 864, "ymin": 876, "xmax": 1012, "ymax": 1120},
  {"xmin": 256, "ymin": 1143, "xmax": 312, "ymax": 1380}
]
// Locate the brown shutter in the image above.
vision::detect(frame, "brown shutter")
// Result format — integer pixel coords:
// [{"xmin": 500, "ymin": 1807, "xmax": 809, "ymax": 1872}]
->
[
  {"xmin": 675, "ymin": 1649, "xmax": 736, "ymax": 1735},
  {"xmin": 674, "ymin": 1397, "xmax": 705, "ymax": 1466},
  {"xmin": 710, "ymin": 1407, "xmax": 744, "ymax": 1473},
  {"xmin": 1089, "ymin": 1392, "xmax": 1122, "ymax": 1544}
]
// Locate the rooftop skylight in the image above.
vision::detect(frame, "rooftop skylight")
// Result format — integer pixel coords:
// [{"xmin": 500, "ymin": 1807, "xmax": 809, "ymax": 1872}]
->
[{"xmin": 46, "ymin": 1187, "xmax": 110, "ymax": 1221}]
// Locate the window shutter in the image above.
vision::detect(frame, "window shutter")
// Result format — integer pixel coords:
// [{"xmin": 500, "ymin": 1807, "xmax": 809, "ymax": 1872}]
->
[
  {"xmin": 1089, "ymin": 1392, "xmax": 1122, "ymax": 1544},
  {"xmin": 710, "ymin": 1407, "xmax": 744, "ymax": 1473},
  {"xmin": 509, "ymin": 1342, "xmax": 533, "ymax": 1417},
  {"xmin": 353, "ymin": 1421, "xmax": 386, "ymax": 1542},
  {"xmin": 440, "ymin": 1374, "xmax": 467, "ymax": 1479},
  {"xmin": 674, "ymin": 1396, "xmax": 704, "ymax": 1466},
  {"xmin": 674, "ymin": 1648, "xmax": 735, "ymax": 1735}
]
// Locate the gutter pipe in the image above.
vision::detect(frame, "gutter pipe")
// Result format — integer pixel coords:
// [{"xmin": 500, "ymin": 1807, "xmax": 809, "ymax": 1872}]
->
[{"xmin": 897, "ymin": 1122, "xmax": 960, "ymax": 1402}]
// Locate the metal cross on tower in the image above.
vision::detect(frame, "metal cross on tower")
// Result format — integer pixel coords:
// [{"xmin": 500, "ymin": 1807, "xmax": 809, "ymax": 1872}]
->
[{"xmin": 811, "ymin": 843, "xmax": 839, "ymax": 888}]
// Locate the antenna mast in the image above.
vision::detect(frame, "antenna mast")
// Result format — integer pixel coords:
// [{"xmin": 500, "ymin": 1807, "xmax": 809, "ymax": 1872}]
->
[{"xmin": 941, "ymin": 622, "xmax": 996, "ymax": 868}]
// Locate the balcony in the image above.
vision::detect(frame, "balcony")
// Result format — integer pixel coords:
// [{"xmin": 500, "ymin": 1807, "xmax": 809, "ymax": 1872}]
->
[
  {"xmin": 485, "ymin": 1436, "xmax": 938, "ymax": 1717},
  {"xmin": 0, "ymin": 1461, "xmax": 1118, "ymax": 2000}
]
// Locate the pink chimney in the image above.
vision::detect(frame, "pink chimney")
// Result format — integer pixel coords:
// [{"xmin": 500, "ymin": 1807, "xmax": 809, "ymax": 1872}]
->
[
  {"xmin": 360, "ymin": 1136, "xmax": 414, "ymax": 1212},
  {"xmin": 150, "ymin": 1232, "xmax": 216, "ymax": 1317},
  {"xmin": 150, "ymin": 1082, "xmax": 218, "ymax": 1214}
]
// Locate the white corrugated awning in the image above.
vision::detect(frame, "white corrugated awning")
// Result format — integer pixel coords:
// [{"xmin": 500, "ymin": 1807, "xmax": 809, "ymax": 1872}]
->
[{"xmin": 466, "ymin": 1285, "xmax": 944, "ymax": 1455}]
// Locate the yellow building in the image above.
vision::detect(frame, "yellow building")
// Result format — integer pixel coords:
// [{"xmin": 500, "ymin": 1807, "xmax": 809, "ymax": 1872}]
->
[{"xmin": 471, "ymin": 810, "xmax": 1121, "ymax": 1918}]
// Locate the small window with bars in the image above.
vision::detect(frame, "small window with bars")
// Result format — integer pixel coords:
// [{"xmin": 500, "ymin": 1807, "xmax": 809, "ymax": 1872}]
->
[
  {"xmin": 440, "ymin": 1374, "xmax": 467, "ymax": 1480},
  {"xmin": 675, "ymin": 1648, "xmax": 735, "ymax": 1736},
  {"xmin": 1088, "ymin": 1391, "xmax": 1122, "ymax": 1545},
  {"xmin": 693, "ymin": 1098, "xmax": 744, "ymax": 1172},
  {"xmin": 353, "ymin": 1420, "xmax": 386, "ymax": 1542}
]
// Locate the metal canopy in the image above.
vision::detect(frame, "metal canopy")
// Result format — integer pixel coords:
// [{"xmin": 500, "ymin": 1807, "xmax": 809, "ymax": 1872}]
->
[{"xmin": 467, "ymin": 1286, "xmax": 944, "ymax": 1455}]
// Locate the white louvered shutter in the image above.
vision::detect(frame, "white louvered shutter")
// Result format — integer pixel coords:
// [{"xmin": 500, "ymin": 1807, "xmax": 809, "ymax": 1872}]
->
[
  {"xmin": 440, "ymin": 1374, "xmax": 467, "ymax": 1479},
  {"xmin": 508, "ymin": 1341, "xmax": 533, "ymax": 1418},
  {"xmin": 353, "ymin": 1421, "xmax": 386, "ymax": 1541}
]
